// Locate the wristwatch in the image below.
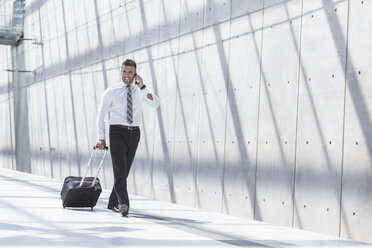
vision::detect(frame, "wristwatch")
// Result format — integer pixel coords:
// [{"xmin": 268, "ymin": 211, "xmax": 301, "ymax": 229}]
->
[{"xmin": 140, "ymin": 84, "xmax": 146, "ymax": 90}]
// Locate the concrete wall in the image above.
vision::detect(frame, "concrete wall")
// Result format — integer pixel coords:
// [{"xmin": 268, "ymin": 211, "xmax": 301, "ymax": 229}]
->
[{"xmin": 1, "ymin": 0, "xmax": 371, "ymax": 243}]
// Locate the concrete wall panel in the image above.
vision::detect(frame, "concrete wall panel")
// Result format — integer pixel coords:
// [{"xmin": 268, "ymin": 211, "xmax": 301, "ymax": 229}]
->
[
  {"xmin": 49, "ymin": 77, "xmax": 65, "ymax": 180},
  {"xmin": 204, "ymin": 0, "xmax": 231, "ymax": 27},
  {"xmin": 172, "ymin": 32, "xmax": 203, "ymax": 207},
  {"xmin": 9, "ymin": 85, "xmax": 15, "ymax": 171},
  {"xmin": 76, "ymin": 25, "xmax": 89, "ymax": 62},
  {"xmin": 179, "ymin": 0, "xmax": 204, "ymax": 35},
  {"xmin": 45, "ymin": 78, "xmax": 60, "ymax": 179},
  {"xmin": 131, "ymin": 49, "xmax": 158, "ymax": 198},
  {"xmin": 56, "ymin": 77, "xmax": 71, "ymax": 179},
  {"xmin": 55, "ymin": 37, "xmax": 66, "ymax": 71},
  {"xmin": 100, "ymin": 16, "xmax": 116, "ymax": 52},
  {"xmin": 28, "ymin": 82, "xmax": 51, "ymax": 177},
  {"xmin": 49, "ymin": 35, "xmax": 61, "ymax": 67},
  {"xmin": 141, "ymin": 0, "xmax": 160, "ymax": 48},
  {"xmin": 0, "ymin": 82, "xmax": 15, "ymax": 170},
  {"xmin": 33, "ymin": 13, "xmax": 42, "ymax": 44},
  {"xmin": 196, "ymin": 23, "xmax": 230, "ymax": 212},
  {"xmin": 264, "ymin": 0, "xmax": 291, "ymax": 9},
  {"xmin": 223, "ymin": 11, "xmax": 262, "ymax": 219},
  {"xmin": 27, "ymin": 84, "xmax": 39, "ymax": 174},
  {"xmin": 89, "ymin": 63, "xmax": 114, "ymax": 189},
  {"xmin": 30, "ymin": 82, "xmax": 41, "ymax": 176},
  {"xmin": 71, "ymin": 68, "xmax": 104, "ymax": 179},
  {"xmin": 231, "ymin": 0, "xmax": 262, "ymax": 19},
  {"xmin": 293, "ymin": 0, "xmax": 348, "ymax": 236},
  {"xmin": 40, "ymin": 6, "xmax": 50, "ymax": 40},
  {"xmin": 0, "ymin": 57, "xmax": 13, "ymax": 169},
  {"xmin": 151, "ymin": 40, "xmax": 178, "ymax": 202},
  {"xmin": 63, "ymin": 0, "xmax": 77, "ymax": 32},
  {"xmin": 103, "ymin": 57, "xmax": 121, "ymax": 86},
  {"xmin": 340, "ymin": 0, "xmax": 372, "ymax": 243},
  {"xmin": 81, "ymin": 68, "xmax": 100, "ymax": 147},
  {"xmin": 60, "ymin": 74, "xmax": 80, "ymax": 177},
  {"xmin": 55, "ymin": 4, "xmax": 65, "ymax": 37},
  {"xmin": 158, "ymin": 0, "xmax": 181, "ymax": 41},
  {"xmin": 111, "ymin": 8, "xmax": 126, "ymax": 45},
  {"xmin": 254, "ymin": 0, "xmax": 301, "ymax": 226},
  {"xmin": 69, "ymin": 71, "xmax": 87, "ymax": 176},
  {"xmin": 86, "ymin": 24, "xmax": 100, "ymax": 62},
  {"xmin": 124, "ymin": 1, "xmax": 143, "ymax": 53},
  {"xmin": 95, "ymin": 0, "xmax": 111, "ymax": 17},
  {"xmin": 82, "ymin": 0, "xmax": 96, "ymax": 24},
  {"xmin": 110, "ymin": 0, "xmax": 121, "ymax": 9},
  {"xmin": 46, "ymin": 5, "xmax": 58, "ymax": 41},
  {"xmin": 66, "ymin": 30, "xmax": 79, "ymax": 65},
  {"xmin": 42, "ymin": 39, "xmax": 52, "ymax": 69},
  {"xmin": 29, "ymin": 86, "xmax": 39, "ymax": 174},
  {"xmin": 72, "ymin": 0, "xmax": 86, "ymax": 29}
]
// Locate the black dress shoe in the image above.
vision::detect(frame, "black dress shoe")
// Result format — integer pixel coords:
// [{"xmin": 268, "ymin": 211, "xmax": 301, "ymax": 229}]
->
[
  {"xmin": 119, "ymin": 204, "xmax": 129, "ymax": 216},
  {"xmin": 108, "ymin": 205, "xmax": 119, "ymax": 212}
]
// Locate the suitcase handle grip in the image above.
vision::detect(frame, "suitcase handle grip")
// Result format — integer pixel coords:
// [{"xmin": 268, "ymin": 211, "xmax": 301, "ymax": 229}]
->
[
  {"xmin": 79, "ymin": 147, "xmax": 108, "ymax": 188},
  {"xmin": 93, "ymin": 146, "xmax": 109, "ymax": 150}
]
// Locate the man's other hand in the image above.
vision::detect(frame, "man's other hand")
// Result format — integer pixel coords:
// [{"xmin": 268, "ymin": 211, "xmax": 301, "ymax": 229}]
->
[{"xmin": 96, "ymin": 139, "xmax": 106, "ymax": 150}]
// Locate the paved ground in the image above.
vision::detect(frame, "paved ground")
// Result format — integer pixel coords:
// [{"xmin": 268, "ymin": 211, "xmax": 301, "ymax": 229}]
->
[{"xmin": 0, "ymin": 168, "xmax": 371, "ymax": 248}]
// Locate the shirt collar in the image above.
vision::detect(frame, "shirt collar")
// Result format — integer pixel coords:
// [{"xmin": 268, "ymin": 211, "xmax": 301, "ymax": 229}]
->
[{"xmin": 122, "ymin": 81, "xmax": 135, "ymax": 90}]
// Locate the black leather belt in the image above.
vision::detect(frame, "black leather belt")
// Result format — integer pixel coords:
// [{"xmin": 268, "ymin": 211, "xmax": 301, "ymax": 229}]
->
[{"xmin": 111, "ymin": 125, "xmax": 139, "ymax": 130}]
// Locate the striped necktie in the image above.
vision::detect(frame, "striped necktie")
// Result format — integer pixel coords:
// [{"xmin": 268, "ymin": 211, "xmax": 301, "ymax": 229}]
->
[{"xmin": 127, "ymin": 85, "xmax": 133, "ymax": 124}]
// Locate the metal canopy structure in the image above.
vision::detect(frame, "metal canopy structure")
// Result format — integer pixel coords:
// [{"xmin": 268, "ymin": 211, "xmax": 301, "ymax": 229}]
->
[{"xmin": 0, "ymin": 0, "xmax": 25, "ymax": 46}]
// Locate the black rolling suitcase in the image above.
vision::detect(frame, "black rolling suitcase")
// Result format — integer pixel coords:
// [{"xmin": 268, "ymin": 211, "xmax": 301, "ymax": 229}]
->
[{"xmin": 60, "ymin": 146, "xmax": 108, "ymax": 209}]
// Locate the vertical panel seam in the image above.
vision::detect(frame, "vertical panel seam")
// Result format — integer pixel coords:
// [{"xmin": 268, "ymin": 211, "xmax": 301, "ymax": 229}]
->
[
  {"xmin": 292, "ymin": 0, "xmax": 304, "ymax": 227},
  {"xmin": 61, "ymin": 0, "xmax": 81, "ymax": 176},
  {"xmin": 221, "ymin": 0, "xmax": 233, "ymax": 215},
  {"xmin": 253, "ymin": 0, "xmax": 265, "ymax": 220},
  {"xmin": 194, "ymin": 0, "xmax": 206, "ymax": 209},
  {"xmin": 80, "ymin": 73, "xmax": 92, "ymax": 163},
  {"xmin": 39, "ymin": 7, "xmax": 54, "ymax": 177},
  {"xmin": 168, "ymin": 0, "xmax": 182, "ymax": 204},
  {"xmin": 6, "ymin": 46, "xmax": 16, "ymax": 170},
  {"xmin": 291, "ymin": 0, "xmax": 304, "ymax": 228},
  {"xmin": 339, "ymin": 0, "xmax": 351, "ymax": 238},
  {"xmin": 148, "ymin": 0, "xmax": 162, "ymax": 200}
]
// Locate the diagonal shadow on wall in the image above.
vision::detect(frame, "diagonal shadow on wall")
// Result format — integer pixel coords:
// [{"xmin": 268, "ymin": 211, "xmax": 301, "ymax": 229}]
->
[
  {"xmin": 138, "ymin": 0, "xmax": 176, "ymax": 203},
  {"xmin": 60, "ymin": 0, "xmax": 81, "ymax": 176},
  {"xmin": 37, "ymin": 7, "xmax": 54, "ymax": 178},
  {"xmin": 319, "ymin": 0, "xmax": 372, "ymax": 238}
]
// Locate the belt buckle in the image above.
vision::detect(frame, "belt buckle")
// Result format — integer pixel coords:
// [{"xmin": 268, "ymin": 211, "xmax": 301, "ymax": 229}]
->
[{"xmin": 128, "ymin": 126, "xmax": 135, "ymax": 130}]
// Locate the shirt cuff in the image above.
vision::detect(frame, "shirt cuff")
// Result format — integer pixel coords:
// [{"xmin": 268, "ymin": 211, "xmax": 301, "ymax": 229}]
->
[
  {"xmin": 98, "ymin": 132, "xmax": 105, "ymax": 140},
  {"xmin": 141, "ymin": 87, "xmax": 149, "ymax": 95}
]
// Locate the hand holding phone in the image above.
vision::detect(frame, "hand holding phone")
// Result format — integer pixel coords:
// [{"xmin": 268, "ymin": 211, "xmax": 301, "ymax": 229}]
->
[
  {"xmin": 134, "ymin": 73, "xmax": 139, "ymax": 84},
  {"xmin": 134, "ymin": 73, "xmax": 144, "ymax": 88}
]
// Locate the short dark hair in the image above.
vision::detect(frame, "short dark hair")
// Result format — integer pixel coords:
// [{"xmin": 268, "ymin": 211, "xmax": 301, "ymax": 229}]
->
[{"xmin": 122, "ymin": 59, "xmax": 136, "ymax": 69}]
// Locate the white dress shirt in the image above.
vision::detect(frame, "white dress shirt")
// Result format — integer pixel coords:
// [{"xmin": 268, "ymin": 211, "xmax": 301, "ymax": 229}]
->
[{"xmin": 96, "ymin": 81, "xmax": 160, "ymax": 140}]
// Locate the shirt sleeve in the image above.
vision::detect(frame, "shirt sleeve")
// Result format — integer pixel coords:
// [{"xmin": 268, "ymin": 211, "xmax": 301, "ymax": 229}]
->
[
  {"xmin": 96, "ymin": 88, "xmax": 112, "ymax": 140},
  {"xmin": 141, "ymin": 87, "xmax": 160, "ymax": 109}
]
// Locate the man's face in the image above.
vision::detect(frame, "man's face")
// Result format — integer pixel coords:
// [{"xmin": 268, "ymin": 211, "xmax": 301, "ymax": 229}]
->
[{"xmin": 121, "ymin": 65, "xmax": 136, "ymax": 85}]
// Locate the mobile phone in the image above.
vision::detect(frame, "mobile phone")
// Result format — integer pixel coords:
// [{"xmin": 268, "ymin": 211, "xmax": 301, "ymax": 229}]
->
[{"xmin": 134, "ymin": 73, "xmax": 139, "ymax": 84}]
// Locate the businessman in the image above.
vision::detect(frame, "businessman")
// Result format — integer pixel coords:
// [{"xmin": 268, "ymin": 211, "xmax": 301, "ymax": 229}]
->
[{"xmin": 96, "ymin": 59, "xmax": 159, "ymax": 216}]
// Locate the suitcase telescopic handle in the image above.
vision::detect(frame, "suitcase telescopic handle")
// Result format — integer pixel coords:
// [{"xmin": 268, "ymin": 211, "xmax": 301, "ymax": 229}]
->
[{"xmin": 79, "ymin": 146, "xmax": 109, "ymax": 188}]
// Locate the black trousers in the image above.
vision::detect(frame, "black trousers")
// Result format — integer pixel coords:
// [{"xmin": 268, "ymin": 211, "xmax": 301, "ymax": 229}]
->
[{"xmin": 108, "ymin": 125, "xmax": 140, "ymax": 209}]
